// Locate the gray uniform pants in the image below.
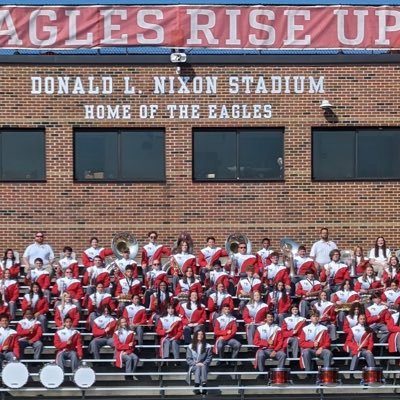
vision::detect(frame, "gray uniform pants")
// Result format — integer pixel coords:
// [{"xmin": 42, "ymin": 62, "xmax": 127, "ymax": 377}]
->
[
  {"xmin": 89, "ymin": 337, "xmax": 114, "ymax": 359},
  {"xmin": 256, "ymin": 349, "xmax": 286, "ymax": 371},
  {"xmin": 191, "ymin": 364, "xmax": 209, "ymax": 384},
  {"xmin": 350, "ymin": 349, "xmax": 376, "ymax": 370},
  {"xmin": 57, "ymin": 350, "xmax": 79, "ymax": 372},
  {"xmin": 162, "ymin": 338, "xmax": 180, "ymax": 359},
  {"xmin": 121, "ymin": 353, "xmax": 139, "ymax": 373},
  {"xmin": 301, "ymin": 348, "xmax": 333, "ymax": 371},
  {"xmin": 19, "ymin": 339, "xmax": 43, "ymax": 360},
  {"xmin": 216, "ymin": 338, "xmax": 241, "ymax": 359}
]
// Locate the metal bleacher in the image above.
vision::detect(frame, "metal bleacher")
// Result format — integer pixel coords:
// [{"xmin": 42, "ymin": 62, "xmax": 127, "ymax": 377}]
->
[{"xmin": 4, "ymin": 263, "xmax": 400, "ymax": 399}]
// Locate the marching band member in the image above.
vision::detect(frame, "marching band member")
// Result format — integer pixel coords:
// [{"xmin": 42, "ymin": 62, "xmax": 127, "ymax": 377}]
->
[
  {"xmin": 299, "ymin": 310, "xmax": 333, "ymax": 372},
  {"xmin": 55, "ymin": 246, "xmax": 79, "ymax": 279},
  {"xmin": 309, "ymin": 228, "xmax": 337, "ymax": 267},
  {"xmin": 296, "ymin": 269, "xmax": 321, "ymax": 318},
  {"xmin": 343, "ymin": 302, "xmax": 364, "ymax": 334},
  {"xmin": 365, "ymin": 294, "xmax": 389, "ymax": 343},
  {"xmin": 381, "ymin": 279, "xmax": 400, "ymax": 309},
  {"xmin": 22, "ymin": 231, "xmax": 54, "ymax": 274},
  {"xmin": 226, "ymin": 242, "xmax": 257, "ymax": 279},
  {"xmin": 312, "ymin": 291, "xmax": 337, "ymax": 341},
  {"xmin": 113, "ymin": 317, "xmax": 139, "ymax": 380},
  {"xmin": 51, "ymin": 267, "xmax": 84, "ymax": 307},
  {"xmin": 186, "ymin": 330, "xmax": 212, "ymax": 395},
  {"xmin": 256, "ymin": 237, "xmax": 273, "ymax": 270},
  {"xmin": 242, "ymin": 290, "xmax": 269, "ymax": 346},
  {"xmin": 24, "ymin": 257, "xmax": 51, "ymax": 302},
  {"xmin": 169, "ymin": 240, "xmax": 197, "ymax": 286},
  {"xmin": 115, "ymin": 266, "xmax": 142, "ymax": 312},
  {"xmin": 0, "ymin": 294, "xmax": 10, "ymax": 319},
  {"xmin": 197, "ymin": 236, "xmax": 228, "ymax": 282},
  {"xmin": 331, "ymin": 279, "xmax": 360, "ymax": 330},
  {"xmin": 86, "ymin": 282, "xmax": 115, "ymax": 329},
  {"xmin": 213, "ymin": 304, "xmax": 241, "ymax": 365},
  {"xmin": 175, "ymin": 267, "xmax": 203, "ymax": 300},
  {"xmin": 207, "ymin": 282, "xmax": 234, "ymax": 324},
  {"xmin": 156, "ymin": 304, "xmax": 183, "ymax": 362},
  {"xmin": 177, "ymin": 291, "xmax": 206, "ymax": 344},
  {"xmin": 351, "ymin": 246, "xmax": 370, "ymax": 277},
  {"xmin": 17, "ymin": 309, "xmax": 44, "ymax": 360},
  {"xmin": 143, "ymin": 259, "xmax": 169, "ymax": 308},
  {"xmin": 262, "ymin": 252, "xmax": 291, "ymax": 292},
  {"xmin": 253, "ymin": 312, "xmax": 287, "ymax": 373},
  {"xmin": 381, "ymin": 256, "xmax": 400, "ymax": 288},
  {"xmin": 21, "ymin": 282, "xmax": 49, "ymax": 332},
  {"xmin": 82, "ymin": 256, "xmax": 111, "ymax": 295},
  {"xmin": 150, "ymin": 281, "xmax": 173, "ymax": 321},
  {"xmin": 320, "ymin": 249, "xmax": 350, "ymax": 293},
  {"xmin": 89, "ymin": 304, "xmax": 116, "ymax": 360},
  {"xmin": 344, "ymin": 313, "xmax": 375, "ymax": 370},
  {"xmin": 54, "ymin": 292, "xmax": 80, "ymax": 328},
  {"xmin": 207, "ymin": 260, "xmax": 233, "ymax": 294},
  {"xmin": 355, "ymin": 264, "xmax": 382, "ymax": 294},
  {"xmin": 293, "ymin": 246, "xmax": 314, "ymax": 277},
  {"xmin": 267, "ymin": 281, "xmax": 292, "ymax": 325},
  {"xmin": 237, "ymin": 265, "xmax": 262, "ymax": 309},
  {"xmin": 122, "ymin": 294, "xmax": 148, "ymax": 346},
  {"xmin": 141, "ymin": 231, "xmax": 171, "ymax": 273},
  {"xmin": 1, "ymin": 269, "xmax": 19, "ymax": 319},
  {"xmin": 0, "ymin": 249, "xmax": 20, "ymax": 279},
  {"xmin": 385, "ymin": 304, "xmax": 400, "ymax": 354},
  {"xmin": 81, "ymin": 237, "xmax": 113, "ymax": 267},
  {"xmin": 281, "ymin": 304, "xmax": 306, "ymax": 359},
  {"xmin": 113, "ymin": 248, "xmax": 139, "ymax": 280},
  {"xmin": 0, "ymin": 314, "xmax": 19, "ymax": 370},
  {"xmin": 368, "ymin": 236, "xmax": 391, "ymax": 273},
  {"xmin": 54, "ymin": 316, "xmax": 83, "ymax": 372}
]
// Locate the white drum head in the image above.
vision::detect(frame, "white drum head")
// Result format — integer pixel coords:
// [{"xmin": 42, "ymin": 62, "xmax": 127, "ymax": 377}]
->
[
  {"xmin": 39, "ymin": 364, "xmax": 64, "ymax": 388},
  {"xmin": 2, "ymin": 362, "xmax": 29, "ymax": 389},
  {"xmin": 73, "ymin": 366, "xmax": 96, "ymax": 388}
]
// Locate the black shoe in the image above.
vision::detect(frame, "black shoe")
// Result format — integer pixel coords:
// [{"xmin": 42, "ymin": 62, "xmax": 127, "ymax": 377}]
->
[
  {"xmin": 200, "ymin": 383, "xmax": 207, "ymax": 395},
  {"xmin": 193, "ymin": 383, "xmax": 200, "ymax": 395}
]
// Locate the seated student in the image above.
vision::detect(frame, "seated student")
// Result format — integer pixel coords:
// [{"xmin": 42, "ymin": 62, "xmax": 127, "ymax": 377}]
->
[
  {"xmin": 207, "ymin": 283, "xmax": 234, "ymax": 325},
  {"xmin": 82, "ymin": 256, "xmax": 111, "ymax": 296},
  {"xmin": 122, "ymin": 294, "xmax": 148, "ymax": 347},
  {"xmin": 320, "ymin": 249, "xmax": 350, "ymax": 293},
  {"xmin": 81, "ymin": 237, "xmax": 113, "ymax": 267},
  {"xmin": 253, "ymin": 312, "xmax": 287, "ymax": 374},
  {"xmin": 343, "ymin": 302, "xmax": 365, "ymax": 335},
  {"xmin": 113, "ymin": 317, "xmax": 139, "ymax": 380},
  {"xmin": 177, "ymin": 291, "xmax": 206, "ymax": 344},
  {"xmin": 113, "ymin": 248, "xmax": 139, "ymax": 281},
  {"xmin": 281, "ymin": 304, "xmax": 307, "ymax": 359},
  {"xmin": 141, "ymin": 231, "xmax": 171, "ymax": 274},
  {"xmin": 0, "ymin": 249, "xmax": 20, "ymax": 280},
  {"xmin": 213, "ymin": 304, "xmax": 242, "ymax": 365},
  {"xmin": 156, "ymin": 304, "xmax": 183, "ymax": 363},
  {"xmin": 24, "ymin": 257, "xmax": 51, "ymax": 302},
  {"xmin": 385, "ymin": 304, "xmax": 400, "ymax": 354},
  {"xmin": 55, "ymin": 246, "xmax": 79, "ymax": 279},
  {"xmin": 21, "ymin": 282, "xmax": 49, "ymax": 333},
  {"xmin": 296, "ymin": 269, "xmax": 322, "ymax": 318},
  {"xmin": 366, "ymin": 294, "xmax": 389, "ymax": 343},
  {"xmin": 0, "ymin": 268, "xmax": 19, "ymax": 320},
  {"xmin": 266, "ymin": 281, "xmax": 292, "ymax": 325},
  {"xmin": 312, "ymin": 291, "xmax": 337, "ymax": 341},
  {"xmin": 175, "ymin": 267, "xmax": 203, "ymax": 300},
  {"xmin": 89, "ymin": 305, "xmax": 116, "ymax": 360},
  {"xmin": 85, "ymin": 282, "xmax": 115, "ymax": 330},
  {"xmin": 17, "ymin": 309, "xmax": 44, "ymax": 360},
  {"xmin": 344, "ymin": 313, "xmax": 375, "ymax": 371},
  {"xmin": 150, "ymin": 282, "xmax": 174, "ymax": 323},
  {"xmin": 237, "ymin": 265, "xmax": 263, "ymax": 311},
  {"xmin": 242, "ymin": 290, "xmax": 269, "ymax": 346},
  {"xmin": 299, "ymin": 310, "xmax": 333, "ymax": 372},
  {"xmin": 51, "ymin": 267, "xmax": 83, "ymax": 308},
  {"xmin": 54, "ymin": 292, "xmax": 80, "ymax": 329},
  {"xmin": 186, "ymin": 330, "xmax": 213, "ymax": 395},
  {"xmin": 54, "ymin": 316, "xmax": 83, "ymax": 373},
  {"xmin": 114, "ymin": 266, "xmax": 142, "ymax": 313},
  {"xmin": 0, "ymin": 314, "xmax": 19, "ymax": 371}
]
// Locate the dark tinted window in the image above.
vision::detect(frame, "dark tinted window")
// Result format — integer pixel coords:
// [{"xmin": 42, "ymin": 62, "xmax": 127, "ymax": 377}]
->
[
  {"xmin": 74, "ymin": 130, "xmax": 165, "ymax": 182},
  {"xmin": 0, "ymin": 130, "xmax": 45, "ymax": 181},
  {"xmin": 313, "ymin": 128, "xmax": 400, "ymax": 180},
  {"xmin": 193, "ymin": 129, "xmax": 284, "ymax": 181}
]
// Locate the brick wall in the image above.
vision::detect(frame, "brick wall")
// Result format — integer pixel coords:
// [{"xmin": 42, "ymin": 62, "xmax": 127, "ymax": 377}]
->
[{"xmin": 0, "ymin": 62, "xmax": 399, "ymax": 256}]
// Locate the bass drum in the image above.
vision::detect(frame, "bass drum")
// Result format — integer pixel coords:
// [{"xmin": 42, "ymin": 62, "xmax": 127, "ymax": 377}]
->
[
  {"xmin": 270, "ymin": 368, "xmax": 291, "ymax": 385},
  {"xmin": 39, "ymin": 363, "xmax": 64, "ymax": 388},
  {"xmin": 363, "ymin": 367, "xmax": 384, "ymax": 386},
  {"xmin": 319, "ymin": 367, "xmax": 340, "ymax": 386},
  {"xmin": 2, "ymin": 361, "xmax": 29, "ymax": 388},
  {"xmin": 73, "ymin": 365, "xmax": 96, "ymax": 388}
]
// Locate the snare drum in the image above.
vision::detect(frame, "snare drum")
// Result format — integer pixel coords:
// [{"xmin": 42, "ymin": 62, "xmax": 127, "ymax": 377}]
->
[
  {"xmin": 39, "ymin": 363, "xmax": 64, "ymax": 388},
  {"xmin": 2, "ymin": 361, "xmax": 29, "ymax": 389},
  {"xmin": 363, "ymin": 367, "xmax": 383, "ymax": 386},
  {"xmin": 270, "ymin": 368, "xmax": 291, "ymax": 385},
  {"xmin": 73, "ymin": 365, "xmax": 96, "ymax": 388},
  {"xmin": 319, "ymin": 367, "xmax": 339, "ymax": 385}
]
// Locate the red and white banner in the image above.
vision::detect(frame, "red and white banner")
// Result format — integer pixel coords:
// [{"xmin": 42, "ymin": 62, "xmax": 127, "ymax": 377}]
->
[{"xmin": 1, "ymin": 5, "xmax": 400, "ymax": 50}]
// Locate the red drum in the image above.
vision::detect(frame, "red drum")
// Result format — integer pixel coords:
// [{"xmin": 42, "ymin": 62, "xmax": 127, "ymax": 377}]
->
[
  {"xmin": 270, "ymin": 368, "xmax": 291, "ymax": 385},
  {"xmin": 319, "ymin": 367, "xmax": 339, "ymax": 385},
  {"xmin": 363, "ymin": 367, "xmax": 383, "ymax": 386}
]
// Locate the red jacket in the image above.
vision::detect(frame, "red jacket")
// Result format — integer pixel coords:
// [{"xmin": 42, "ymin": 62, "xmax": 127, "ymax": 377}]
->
[
  {"xmin": 213, "ymin": 315, "xmax": 237, "ymax": 342},
  {"xmin": 92, "ymin": 316, "xmax": 117, "ymax": 338},
  {"xmin": 24, "ymin": 270, "xmax": 50, "ymax": 290},
  {"xmin": 344, "ymin": 325, "xmax": 374, "ymax": 354},
  {"xmin": 242, "ymin": 302, "xmax": 269, "ymax": 325},
  {"xmin": 253, "ymin": 325, "xmax": 284, "ymax": 351},
  {"xmin": 81, "ymin": 247, "xmax": 113, "ymax": 267},
  {"xmin": 21, "ymin": 295, "xmax": 49, "ymax": 315},
  {"xmin": 113, "ymin": 330, "xmax": 136, "ymax": 368},
  {"xmin": 115, "ymin": 278, "xmax": 142, "ymax": 297},
  {"xmin": 16, "ymin": 319, "xmax": 43, "ymax": 343},
  {"xmin": 2, "ymin": 280, "xmax": 19, "ymax": 302},
  {"xmin": 54, "ymin": 304, "xmax": 80, "ymax": 328},
  {"xmin": 0, "ymin": 328, "xmax": 20, "ymax": 359},
  {"xmin": 207, "ymin": 293, "xmax": 234, "ymax": 314},
  {"xmin": 122, "ymin": 305, "xmax": 148, "ymax": 326},
  {"xmin": 82, "ymin": 268, "xmax": 111, "ymax": 288},
  {"xmin": 54, "ymin": 329, "xmax": 83, "ymax": 359},
  {"xmin": 197, "ymin": 247, "xmax": 228, "ymax": 268},
  {"xmin": 266, "ymin": 292, "xmax": 291, "ymax": 314},
  {"xmin": 177, "ymin": 303, "xmax": 206, "ymax": 326},
  {"xmin": 51, "ymin": 278, "xmax": 84, "ymax": 300},
  {"xmin": 141, "ymin": 244, "xmax": 171, "ymax": 267},
  {"xmin": 386, "ymin": 311, "xmax": 400, "ymax": 352}
]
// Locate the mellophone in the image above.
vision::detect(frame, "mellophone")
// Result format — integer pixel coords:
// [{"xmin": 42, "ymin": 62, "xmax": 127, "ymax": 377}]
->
[{"xmin": 1, "ymin": 361, "xmax": 96, "ymax": 389}]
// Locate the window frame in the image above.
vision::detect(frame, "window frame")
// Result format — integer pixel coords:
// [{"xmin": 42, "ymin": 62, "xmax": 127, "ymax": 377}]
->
[
  {"xmin": 192, "ymin": 127, "xmax": 285, "ymax": 183},
  {"xmin": 0, "ymin": 128, "xmax": 46, "ymax": 182},
  {"xmin": 73, "ymin": 128, "xmax": 166, "ymax": 183},
  {"xmin": 312, "ymin": 127, "xmax": 400, "ymax": 181}
]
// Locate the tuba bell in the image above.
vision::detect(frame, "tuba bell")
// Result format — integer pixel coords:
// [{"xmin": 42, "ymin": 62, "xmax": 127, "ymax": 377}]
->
[
  {"xmin": 106, "ymin": 232, "xmax": 139, "ymax": 272},
  {"xmin": 225, "ymin": 233, "xmax": 252, "ymax": 255},
  {"xmin": 280, "ymin": 238, "xmax": 300, "ymax": 278}
]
